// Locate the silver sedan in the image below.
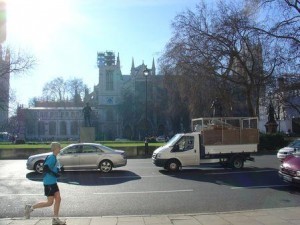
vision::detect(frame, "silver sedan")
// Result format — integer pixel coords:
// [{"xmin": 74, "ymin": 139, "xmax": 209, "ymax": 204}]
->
[{"xmin": 26, "ymin": 143, "xmax": 127, "ymax": 173}]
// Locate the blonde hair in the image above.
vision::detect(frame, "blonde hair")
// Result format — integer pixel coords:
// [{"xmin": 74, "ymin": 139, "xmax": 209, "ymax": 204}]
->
[{"xmin": 51, "ymin": 142, "xmax": 61, "ymax": 152}]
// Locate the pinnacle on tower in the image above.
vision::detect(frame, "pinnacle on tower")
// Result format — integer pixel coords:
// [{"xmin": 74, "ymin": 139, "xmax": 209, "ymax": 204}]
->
[
  {"xmin": 117, "ymin": 52, "xmax": 120, "ymax": 68},
  {"xmin": 152, "ymin": 58, "xmax": 156, "ymax": 76},
  {"xmin": 130, "ymin": 57, "xmax": 135, "ymax": 75}
]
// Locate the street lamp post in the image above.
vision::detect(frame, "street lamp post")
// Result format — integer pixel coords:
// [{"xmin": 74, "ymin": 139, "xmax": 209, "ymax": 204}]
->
[
  {"xmin": 37, "ymin": 118, "xmax": 40, "ymax": 142},
  {"xmin": 143, "ymin": 67, "xmax": 150, "ymax": 155}
]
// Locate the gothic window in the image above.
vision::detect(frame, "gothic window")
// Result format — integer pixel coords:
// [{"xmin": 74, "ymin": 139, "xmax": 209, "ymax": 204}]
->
[
  {"xmin": 38, "ymin": 121, "xmax": 45, "ymax": 135},
  {"xmin": 71, "ymin": 121, "xmax": 78, "ymax": 135},
  {"xmin": 60, "ymin": 121, "xmax": 67, "ymax": 135},
  {"xmin": 106, "ymin": 70, "xmax": 114, "ymax": 91},
  {"xmin": 49, "ymin": 121, "xmax": 56, "ymax": 135}
]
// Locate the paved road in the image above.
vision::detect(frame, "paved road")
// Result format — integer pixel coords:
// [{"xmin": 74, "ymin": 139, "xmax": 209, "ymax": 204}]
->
[{"xmin": 0, "ymin": 155, "xmax": 300, "ymax": 218}]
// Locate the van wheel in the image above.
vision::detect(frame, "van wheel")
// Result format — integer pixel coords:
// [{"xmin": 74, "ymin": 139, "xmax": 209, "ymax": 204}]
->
[
  {"xmin": 34, "ymin": 160, "xmax": 44, "ymax": 174},
  {"xmin": 166, "ymin": 160, "xmax": 180, "ymax": 172},
  {"xmin": 230, "ymin": 156, "xmax": 244, "ymax": 169}
]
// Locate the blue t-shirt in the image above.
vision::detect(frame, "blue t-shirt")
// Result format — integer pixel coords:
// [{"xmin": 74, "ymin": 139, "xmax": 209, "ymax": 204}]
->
[{"xmin": 43, "ymin": 154, "xmax": 59, "ymax": 185}]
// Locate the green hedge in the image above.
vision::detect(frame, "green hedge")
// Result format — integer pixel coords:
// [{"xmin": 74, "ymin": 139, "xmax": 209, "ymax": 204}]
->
[{"xmin": 258, "ymin": 133, "xmax": 288, "ymax": 151}]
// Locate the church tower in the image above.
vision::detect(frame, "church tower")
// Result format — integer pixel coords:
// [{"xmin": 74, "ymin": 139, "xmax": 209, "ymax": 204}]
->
[{"xmin": 94, "ymin": 51, "xmax": 123, "ymax": 139}]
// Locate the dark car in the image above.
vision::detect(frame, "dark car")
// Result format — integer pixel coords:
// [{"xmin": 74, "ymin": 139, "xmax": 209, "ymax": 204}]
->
[{"xmin": 278, "ymin": 150, "xmax": 300, "ymax": 187}]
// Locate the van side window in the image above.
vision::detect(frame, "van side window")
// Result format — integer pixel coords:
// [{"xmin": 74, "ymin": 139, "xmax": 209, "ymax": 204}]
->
[{"xmin": 177, "ymin": 136, "xmax": 194, "ymax": 151}]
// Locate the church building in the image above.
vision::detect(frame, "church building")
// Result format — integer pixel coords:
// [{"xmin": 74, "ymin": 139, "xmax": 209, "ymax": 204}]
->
[{"xmin": 18, "ymin": 51, "xmax": 168, "ymax": 141}]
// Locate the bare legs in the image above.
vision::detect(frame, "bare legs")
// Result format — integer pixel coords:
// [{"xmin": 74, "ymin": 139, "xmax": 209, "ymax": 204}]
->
[{"xmin": 32, "ymin": 191, "xmax": 61, "ymax": 217}]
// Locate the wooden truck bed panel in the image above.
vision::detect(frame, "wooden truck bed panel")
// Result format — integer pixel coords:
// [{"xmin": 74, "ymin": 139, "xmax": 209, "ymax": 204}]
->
[{"xmin": 202, "ymin": 128, "xmax": 259, "ymax": 145}]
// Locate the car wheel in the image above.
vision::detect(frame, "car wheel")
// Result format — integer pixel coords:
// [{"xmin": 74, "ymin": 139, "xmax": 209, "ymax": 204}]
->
[
  {"xmin": 34, "ymin": 160, "xmax": 44, "ymax": 174},
  {"xmin": 230, "ymin": 156, "xmax": 244, "ymax": 169},
  {"xmin": 166, "ymin": 159, "xmax": 180, "ymax": 172},
  {"xmin": 99, "ymin": 160, "xmax": 113, "ymax": 173}
]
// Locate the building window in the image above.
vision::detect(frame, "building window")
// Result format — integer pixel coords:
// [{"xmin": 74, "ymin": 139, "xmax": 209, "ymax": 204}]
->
[
  {"xmin": 60, "ymin": 121, "xmax": 67, "ymax": 135},
  {"xmin": 71, "ymin": 121, "xmax": 78, "ymax": 135},
  {"xmin": 49, "ymin": 121, "xmax": 56, "ymax": 135},
  {"xmin": 106, "ymin": 109, "xmax": 113, "ymax": 121},
  {"xmin": 106, "ymin": 70, "xmax": 114, "ymax": 91},
  {"xmin": 38, "ymin": 121, "xmax": 45, "ymax": 135},
  {"xmin": 27, "ymin": 123, "xmax": 35, "ymax": 135}
]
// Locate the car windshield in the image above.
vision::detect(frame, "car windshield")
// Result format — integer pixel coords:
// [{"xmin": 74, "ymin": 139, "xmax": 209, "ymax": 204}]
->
[{"xmin": 288, "ymin": 140, "xmax": 300, "ymax": 148}]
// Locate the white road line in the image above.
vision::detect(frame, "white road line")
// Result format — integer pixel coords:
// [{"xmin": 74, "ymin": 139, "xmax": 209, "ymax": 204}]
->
[
  {"xmin": 209, "ymin": 169, "xmax": 277, "ymax": 175},
  {"xmin": 0, "ymin": 193, "xmax": 44, "ymax": 197},
  {"xmin": 231, "ymin": 184, "xmax": 289, "ymax": 190},
  {"xmin": 93, "ymin": 189, "xmax": 194, "ymax": 195},
  {"xmin": 97, "ymin": 175, "xmax": 174, "ymax": 179}
]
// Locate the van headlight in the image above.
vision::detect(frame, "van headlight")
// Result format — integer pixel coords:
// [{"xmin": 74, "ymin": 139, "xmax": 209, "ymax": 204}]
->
[{"xmin": 156, "ymin": 153, "xmax": 161, "ymax": 158}]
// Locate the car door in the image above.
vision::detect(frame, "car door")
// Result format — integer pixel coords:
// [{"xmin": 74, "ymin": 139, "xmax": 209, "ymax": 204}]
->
[
  {"xmin": 58, "ymin": 145, "xmax": 81, "ymax": 169},
  {"xmin": 79, "ymin": 145, "xmax": 102, "ymax": 169},
  {"xmin": 173, "ymin": 136, "xmax": 198, "ymax": 166}
]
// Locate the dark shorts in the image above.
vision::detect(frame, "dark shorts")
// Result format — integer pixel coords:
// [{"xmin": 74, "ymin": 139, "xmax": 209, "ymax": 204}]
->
[{"xmin": 44, "ymin": 183, "xmax": 59, "ymax": 197}]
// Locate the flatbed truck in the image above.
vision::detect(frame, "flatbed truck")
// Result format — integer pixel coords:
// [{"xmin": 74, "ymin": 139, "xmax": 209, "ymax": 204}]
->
[{"xmin": 152, "ymin": 117, "xmax": 259, "ymax": 171}]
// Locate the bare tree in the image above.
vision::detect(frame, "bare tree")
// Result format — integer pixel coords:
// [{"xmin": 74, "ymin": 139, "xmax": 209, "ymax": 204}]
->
[
  {"xmin": 245, "ymin": 0, "xmax": 300, "ymax": 118},
  {"xmin": 0, "ymin": 46, "xmax": 36, "ymax": 79},
  {"xmin": 159, "ymin": 1, "xmax": 283, "ymax": 117},
  {"xmin": 0, "ymin": 46, "xmax": 36, "ymax": 112},
  {"xmin": 66, "ymin": 78, "xmax": 87, "ymax": 103},
  {"xmin": 246, "ymin": 0, "xmax": 299, "ymax": 71},
  {"xmin": 41, "ymin": 77, "xmax": 87, "ymax": 103},
  {"xmin": 42, "ymin": 77, "xmax": 66, "ymax": 102}
]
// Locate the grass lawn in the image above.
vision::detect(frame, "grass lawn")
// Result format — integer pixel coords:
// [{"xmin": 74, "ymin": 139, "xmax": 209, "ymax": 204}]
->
[{"xmin": 0, "ymin": 141, "xmax": 164, "ymax": 149}]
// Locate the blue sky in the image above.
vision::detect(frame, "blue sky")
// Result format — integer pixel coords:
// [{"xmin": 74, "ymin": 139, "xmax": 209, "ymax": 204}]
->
[{"xmin": 6, "ymin": 0, "xmax": 202, "ymax": 107}]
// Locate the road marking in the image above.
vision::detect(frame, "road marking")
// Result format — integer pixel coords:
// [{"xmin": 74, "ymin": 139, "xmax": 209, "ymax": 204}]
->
[
  {"xmin": 231, "ymin": 184, "xmax": 289, "ymax": 190},
  {"xmin": 209, "ymin": 169, "xmax": 277, "ymax": 175},
  {"xmin": 97, "ymin": 175, "xmax": 174, "ymax": 179},
  {"xmin": 93, "ymin": 189, "xmax": 194, "ymax": 195},
  {"xmin": 0, "ymin": 193, "xmax": 44, "ymax": 197}
]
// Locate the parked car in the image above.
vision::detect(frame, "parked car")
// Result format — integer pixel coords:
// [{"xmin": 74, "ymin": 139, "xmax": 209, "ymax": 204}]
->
[
  {"xmin": 278, "ymin": 150, "xmax": 300, "ymax": 187},
  {"xmin": 277, "ymin": 139, "xmax": 300, "ymax": 160},
  {"xmin": 155, "ymin": 136, "xmax": 166, "ymax": 142},
  {"xmin": 26, "ymin": 143, "xmax": 127, "ymax": 174}
]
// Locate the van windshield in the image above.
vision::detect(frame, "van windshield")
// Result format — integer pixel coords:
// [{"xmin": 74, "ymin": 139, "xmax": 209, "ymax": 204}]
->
[{"xmin": 165, "ymin": 134, "xmax": 182, "ymax": 147}]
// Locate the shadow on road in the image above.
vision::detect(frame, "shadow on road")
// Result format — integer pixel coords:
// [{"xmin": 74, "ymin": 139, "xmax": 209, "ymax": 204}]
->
[
  {"xmin": 159, "ymin": 167, "xmax": 300, "ymax": 194},
  {"xmin": 26, "ymin": 169, "xmax": 141, "ymax": 186}
]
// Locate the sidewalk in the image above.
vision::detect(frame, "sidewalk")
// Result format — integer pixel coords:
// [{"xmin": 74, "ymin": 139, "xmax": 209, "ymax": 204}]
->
[{"xmin": 1, "ymin": 207, "xmax": 300, "ymax": 225}]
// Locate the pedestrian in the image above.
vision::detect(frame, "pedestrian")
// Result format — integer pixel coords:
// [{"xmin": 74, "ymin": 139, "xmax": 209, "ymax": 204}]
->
[{"xmin": 25, "ymin": 142, "xmax": 66, "ymax": 225}]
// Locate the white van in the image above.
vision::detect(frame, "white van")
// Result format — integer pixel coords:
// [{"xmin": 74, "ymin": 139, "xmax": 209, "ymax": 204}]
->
[{"xmin": 152, "ymin": 117, "xmax": 259, "ymax": 171}]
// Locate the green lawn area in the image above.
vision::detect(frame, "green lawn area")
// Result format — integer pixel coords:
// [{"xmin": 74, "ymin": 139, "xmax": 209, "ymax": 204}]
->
[{"xmin": 0, "ymin": 141, "xmax": 164, "ymax": 149}]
